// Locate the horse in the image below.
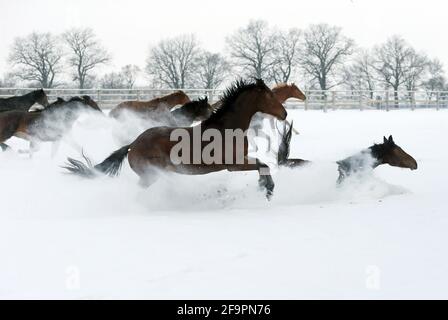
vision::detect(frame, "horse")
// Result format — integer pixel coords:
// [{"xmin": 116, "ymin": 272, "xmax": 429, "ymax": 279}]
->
[
  {"xmin": 336, "ymin": 135, "xmax": 418, "ymax": 183},
  {"xmin": 170, "ymin": 97, "xmax": 212, "ymax": 126},
  {"xmin": 0, "ymin": 96, "xmax": 102, "ymax": 154},
  {"xmin": 0, "ymin": 89, "xmax": 49, "ymax": 113},
  {"xmin": 276, "ymin": 124, "xmax": 417, "ymax": 183},
  {"xmin": 65, "ymin": 79, "xmax": 288, "ymax": 199},
  {"xmin": 271, "ymin": 83, "xmax": 307, "ymax": 103},
  {"xmin": 109, "ymin": 90, "xmax": 191, "ymax": 119},
  {"xmin": 211, "ymin": 82, "xmax": 306, "ymax": 111}
]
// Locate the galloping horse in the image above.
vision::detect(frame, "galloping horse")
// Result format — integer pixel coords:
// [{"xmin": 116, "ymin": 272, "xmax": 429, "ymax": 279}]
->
[
  {"xmin": 272, "ymin": 83, "xmax": 307, "ymax": 103},
  {"xmin": 0, "ymin": 89, "xmax": 49, "ymax": 113},
  {"xmin": 336, "ymin": 136, "xmax": 418, "ymax": 183},
  {"xmin": 65, "ymin": 79, "xmax": 288, "ymax": 199},
  {"xmin": 276, "ymin": 125, "xmax": 418, "ymax": 182},
  {"xmin": 0, "ymin": 96, "xmax": 102, "ymax": 153},
  {"xmin": 109, "ymin": 91, "xmax": 191, "ymax": 119}
]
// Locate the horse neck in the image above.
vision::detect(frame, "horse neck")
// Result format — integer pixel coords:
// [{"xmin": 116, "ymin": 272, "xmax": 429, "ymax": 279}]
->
[
  {"xmin": 162, "ymin": 93, "xmax": 186, "ymax": 107},
  {"xmin": 17, "ymin": 92, "xmax": 38, "ymax": 108},
  {"xmin": 369, "ymin": 145, "xmax": 386, "ymax": 168},
  {"xmin": 272, "ymin": 87, "xmax": 291, "ymax": 104},
  {"xmin": 338, "ymin": 149, "xmax": 381, "ymax": 175},
  {"xmin": 206, "ymin": 96, "xmax": 258, "ymax": 131}
]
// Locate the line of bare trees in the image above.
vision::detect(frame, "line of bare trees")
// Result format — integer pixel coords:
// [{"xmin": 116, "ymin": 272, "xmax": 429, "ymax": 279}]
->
[{"xmin": 1, "ymin": 20, "xmax": 447, "ymax": 96}]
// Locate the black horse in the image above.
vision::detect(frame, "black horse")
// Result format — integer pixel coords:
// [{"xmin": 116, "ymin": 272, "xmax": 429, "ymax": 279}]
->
[
  {"xmin": 0, "ymin": 96, "xmax": 102, "ymax": 154},
  {"xmin": 336, "ymin": 136, "xmax": 418, "ymax": 183},
  {"xmin": 276, "ymin": 125, "xmax": 418, "ymax": 183},
  {"xmin": 170, "ymin": 97, "xmax": 212, "ymax": 126},
  {"xmin": 0, "ymin": 89, "xmax": 49, "ymax": 113}
]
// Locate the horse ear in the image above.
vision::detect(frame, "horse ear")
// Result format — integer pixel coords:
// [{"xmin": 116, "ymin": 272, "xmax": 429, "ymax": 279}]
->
[
  {"xmin": 256, "ymin": 78, "xmax": 265, "ymax": 87},
  {"xmin": 204, "ymin": 96, "xmax": 208, "ymax": 103},
  {"xmin": 389, "ymin": 135, "xmax": 394, "ymax": 144},
  {"xmin": 383, "ymin": 136, "xmax": 388, "ymax": 144}
]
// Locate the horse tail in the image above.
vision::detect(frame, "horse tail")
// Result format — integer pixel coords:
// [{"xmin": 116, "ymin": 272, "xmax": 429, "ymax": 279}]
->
[
  {"xmin": 64, "ymin": 145, "xmax": 131, "ymax": 178},
  {"xmin": 277, "ymin": 121, "xmax": 293, "ymax": 165}
]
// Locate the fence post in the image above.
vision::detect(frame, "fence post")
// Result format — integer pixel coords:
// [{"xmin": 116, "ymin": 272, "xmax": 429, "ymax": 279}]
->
[
  {"xmin": 359, "ymin": 90, "xmax": 363, "ymax": 111},
  {"xmin": 323, "ymin": 92, "xmax": 328, "ymax": 113},
  {"xmin": 385, "ymin": 91, "xmax": 390, "ymax": 112},
  {"xmin": 436, "ymin": 92, "xmax": 440, "ymax": 111},
  {"xmin": 411, "ymin": 91, "xmax": 416, "ymax": 111},
  {"xmin": 331, "ymin": 91, "xmax": 336, "ymax": 110},
  {"xmin": 304, "ymin": 91, "xmax": 309, "ymax": 111},
  {"xmin": 96, "ymin": 89, "xmax": 101, "ymax": 106}
]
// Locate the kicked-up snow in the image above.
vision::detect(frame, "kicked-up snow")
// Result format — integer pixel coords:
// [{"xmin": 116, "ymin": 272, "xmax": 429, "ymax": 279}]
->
[{"xmin": 0, "ymin": 108, "xmax": 446, "ymax": 299}]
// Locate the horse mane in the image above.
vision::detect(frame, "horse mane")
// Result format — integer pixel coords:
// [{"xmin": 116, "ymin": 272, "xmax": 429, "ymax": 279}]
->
[
  {"xmin": 369, "ymin": 141, "xmax": 394, "ymax": 161},
  {"xmin": 203, "ymin": 79, "xmax": 265, "ymax": 125},
  {"xmin": 272, "ymin": 83, "xmax": 290, "ymax": 90}
]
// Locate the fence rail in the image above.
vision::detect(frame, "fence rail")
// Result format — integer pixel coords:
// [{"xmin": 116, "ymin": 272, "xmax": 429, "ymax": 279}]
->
[{"xmin": 1, "ymin": 88, "xmax": 447, "ymax": 110}]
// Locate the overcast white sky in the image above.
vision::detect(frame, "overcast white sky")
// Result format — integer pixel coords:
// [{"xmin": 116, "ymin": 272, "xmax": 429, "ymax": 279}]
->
[{"xmin": 0, "ymin": 0, "xmax": 447, "ymax": 83}]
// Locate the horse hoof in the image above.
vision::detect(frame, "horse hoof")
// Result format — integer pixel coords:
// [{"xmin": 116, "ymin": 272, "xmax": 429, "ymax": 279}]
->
[{"xmin": 266, "ymin": 191, "xmax": 273, "ymax": 201}]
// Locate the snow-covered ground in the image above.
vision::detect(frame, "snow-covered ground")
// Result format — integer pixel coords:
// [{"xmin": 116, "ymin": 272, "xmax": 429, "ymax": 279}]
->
[{"xmin": 0, "ymin": 109, "xmax": 447, "ymax": 299}]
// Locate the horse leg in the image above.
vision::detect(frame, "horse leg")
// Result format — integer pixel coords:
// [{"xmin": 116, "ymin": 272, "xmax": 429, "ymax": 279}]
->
[
  {"xmin": 0, "ymin": 143, "xmax": 10, "ymax": 151},
  {"xmin": 227, "ymin": 158, "xmax": 275, "ymax": 200}
]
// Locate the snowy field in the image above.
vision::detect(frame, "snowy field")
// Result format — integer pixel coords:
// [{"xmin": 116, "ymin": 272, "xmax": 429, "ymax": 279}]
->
[{"xmin": 0, "ymin": 108, "xmax": 447, "ymax": 299}]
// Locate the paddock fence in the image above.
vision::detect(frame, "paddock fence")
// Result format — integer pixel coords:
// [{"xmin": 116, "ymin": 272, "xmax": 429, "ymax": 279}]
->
[{"xmin": 1, "ymin": 88, "xmax": 447, "ymax": 111}]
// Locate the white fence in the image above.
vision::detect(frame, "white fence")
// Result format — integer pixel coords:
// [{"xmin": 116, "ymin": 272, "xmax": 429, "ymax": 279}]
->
[{"xmin": 1, "ymin": 88, "xmax": 447, "ymax": 110}]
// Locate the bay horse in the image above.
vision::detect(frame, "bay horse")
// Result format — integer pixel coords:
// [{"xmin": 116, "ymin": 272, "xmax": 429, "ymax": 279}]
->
[
  {"xmin": 109, "ymin": 90, "xmax": 191, "ymax": 119},
  {"xmin": 65, "ymin": 79, "xmax": 288, "ymax": 199},
  {"xmin": 0, "ymin": 96, "xmax": 102, "ymax": 153},
  {"xmin": 336, "ymin": 135, "xmax": 418, "ymax": 183},
  {"xmin": 0, "ymin": 89, "xmax": 49, "ymax": 113}
]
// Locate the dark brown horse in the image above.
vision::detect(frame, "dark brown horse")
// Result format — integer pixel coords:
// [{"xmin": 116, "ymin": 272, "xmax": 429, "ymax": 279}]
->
[
  {"xmin": 65, "ymin": 79, "xmax": 288, "ymax": 199},
  {"xmin": 109, "ymin": 91, "xmax": 191, "ymax": 119},
  {"xmin": 0, "ymin": 96, "xmax": 102, "ymax": 153},
  {"xmin": 336, "ymin": 136, "xmax": 418, "ymax": 183},
  {"xmin": 170, "ymin": 97, "xmax": 212, "ymax": 126},
  {"xmin": 0, "ymin": 89, "xmax": 49, "ymax": 113}
]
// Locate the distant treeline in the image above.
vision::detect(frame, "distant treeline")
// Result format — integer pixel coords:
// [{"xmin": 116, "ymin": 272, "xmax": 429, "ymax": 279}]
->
[{"xmin": 1, "ymin": 20, "xmax": 446, "ymax": 94}]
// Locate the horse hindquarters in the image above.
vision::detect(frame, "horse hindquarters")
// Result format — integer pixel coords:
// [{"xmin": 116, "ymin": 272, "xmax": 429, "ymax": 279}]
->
[{"xmin": 0, "ymin": 112, "xmax": 23, "ymax": 149}]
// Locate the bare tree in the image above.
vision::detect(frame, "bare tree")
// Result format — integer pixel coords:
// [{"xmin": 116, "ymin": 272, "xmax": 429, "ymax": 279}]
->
[
  {"xmin": 270, "ymin": 28, "xmax": 302, "ymax": 84},
  {"xmin": 299, "ymin": 24, "xmax": 354, "ymax": 91},
  {"xmin": 226, "ymin": 20, "xmax": 277, "ymax": 81},
  {"xmin": 121, "ymin": 64, "xmax": 140, "ymax": 89},
  {"xmin": 343, "ymin": 49, "xmax": 376, "ymax": 98},
  {"xmin": 422, "ymin": 59, "xmax": 446, "ymax": 99},
  {"xmin": 8, "ymin": 32, "xmax": 64, "ymax": 88},
  {"xmin": 64, "ymin": 28, "xmax": 111, "ymax": 89},
  {"xmin": 100, "ymin": 72, "xmax": 125, "ymax": 89},
  {"xmin": 146, "ymin": 34, "xmax": 200, "ymax": 89},
  {"xmin": 403, "ymin": 51, "xmax": 429, "ymax": 92},
  {"xmin": 195, "ymin": 52, "xmax": 230, "ymax": 89},
  {"xmin": 0, "ymin": 73, "xmax": 17, "ymax": 88},
  {"xmin": 373, "ymin": 36, "xmax": 421, "ymax": 106}
]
